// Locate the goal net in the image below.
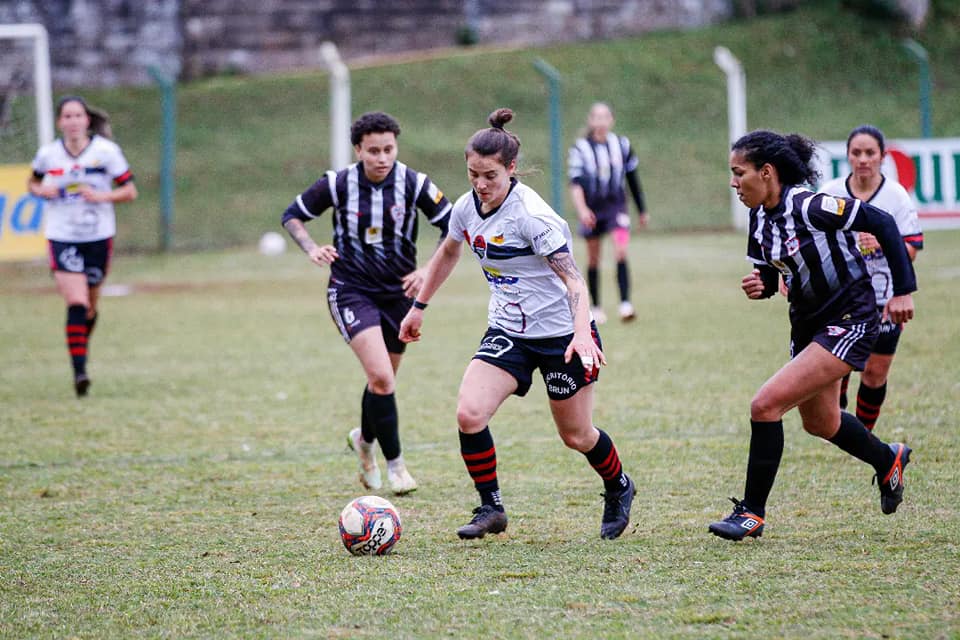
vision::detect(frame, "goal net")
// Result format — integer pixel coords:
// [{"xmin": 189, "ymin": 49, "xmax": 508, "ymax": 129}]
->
[{"xmin": 0, "ymin": 23, "xmax": 53, "ymax": 164}]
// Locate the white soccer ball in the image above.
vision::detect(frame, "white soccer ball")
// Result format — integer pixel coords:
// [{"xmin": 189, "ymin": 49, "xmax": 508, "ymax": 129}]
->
[
  {"xmin": 338, "ymin": 495, "xmax": 402, "ymax": 556},
  {"xmin": 258, "ymin": 231, "xmax": 287, "ymax": 256}
]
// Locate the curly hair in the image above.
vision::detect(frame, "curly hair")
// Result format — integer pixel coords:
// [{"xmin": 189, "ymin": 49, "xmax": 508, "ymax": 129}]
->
[
  {"xmin": 732, "ymin": 129, "xmax": 820, "ymax": 186},
  {"xmin": 350, "ymin": 111, "xmax": 401, "ymax": 146}
]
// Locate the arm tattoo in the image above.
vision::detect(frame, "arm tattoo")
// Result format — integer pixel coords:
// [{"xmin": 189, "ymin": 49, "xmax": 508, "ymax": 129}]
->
[
  {"xmin": 283, "ymin": 219, "xmax": 317, "ymax": 253},
  {"xmin": 546, "ymin": 251, "xmax": 585, "ymax": 317}
]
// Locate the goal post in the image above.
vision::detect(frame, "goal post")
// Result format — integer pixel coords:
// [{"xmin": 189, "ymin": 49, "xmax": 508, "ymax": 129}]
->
[{"xmin": 0, "ymin": 23, "xmax": 54, "ymax": 147}]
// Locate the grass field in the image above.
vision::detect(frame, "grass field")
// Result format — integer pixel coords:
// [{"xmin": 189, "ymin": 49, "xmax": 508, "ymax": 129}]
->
[{"xmin": 2, "ymin": 229, "xmax": 958, "ymax": 638}]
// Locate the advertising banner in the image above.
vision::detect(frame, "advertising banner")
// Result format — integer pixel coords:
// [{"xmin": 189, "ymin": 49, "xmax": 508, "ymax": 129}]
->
[{"xmin": 0, "ymin": 164, "xmax": 46, "ymax": 262}]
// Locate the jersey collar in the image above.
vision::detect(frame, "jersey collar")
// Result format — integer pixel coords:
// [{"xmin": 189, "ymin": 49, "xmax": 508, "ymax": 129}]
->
[{"xmin": 472, "ymin": 177, "xmax": 519, "ymax": 220}]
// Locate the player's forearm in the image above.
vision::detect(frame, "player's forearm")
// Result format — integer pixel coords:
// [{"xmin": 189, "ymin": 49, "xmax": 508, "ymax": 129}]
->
[
  {"xmin": 416, "ymin": 239, "xmax": 461, "ymax": 304},
  {"xmin": 283, "ymin": 218, "xmax": 318, "ymax": 254}
]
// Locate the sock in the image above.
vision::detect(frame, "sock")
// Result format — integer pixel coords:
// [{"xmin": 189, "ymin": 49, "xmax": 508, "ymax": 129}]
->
[
  {"xmin": 742, "ymin": 420, "xmax": 784, "ymax": 518},
  {"xmin": 584, "ymin": 429, "xmax": 629, "ymax": 493},
  {"xmin": 360, "ymin": 387, "xmax": 376, "ymax": 444},
  {"xmin": 587, "ymin": 267, "xmax": 599, "ymax": 307},
  {"xmin": 460, "ymin": 427, "xmax": 502, "ymax": 510},
  {"xmin": 856, "ymin": 382, "xmax": 887, "ymax": 432},
  {"xmin": 616, "ymin": 260, "xmax": 630, "ymax": 303},
  {"xmin": 828, "ymin": 411, "xmax": 896, "ymax": 476},
  {"xmin": 364, "ymin": 390, "xmax": 400, "ymax": 460},
  {"xmin": 66, "ymin": 304, "xmax": 89, "ymax": 376},
  {"xmin": 86, "ymin": 311, "xmax": 99, "ymax": 340},
  {"xmin": 839, "ymin": 373, "xmax": 851, "ymax": 410}
]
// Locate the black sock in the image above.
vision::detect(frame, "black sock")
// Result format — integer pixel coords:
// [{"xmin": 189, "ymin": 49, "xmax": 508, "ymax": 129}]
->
[
  {"xmin": 839, "ymin": 373, "xmax": 851, "ymax": 410},
  {"xmin": 460, "ymin": 427, "xmax": 502, "ymax": 510},
  {"xmin": 856, "ymin": 382, "xmax": 887, "ymax": 432},
  {"xmin": 85, "ymin": 311, "xmax": 99, "ymax": 340},
  {"xmin": 364, "ymin": 390, "xmax": 400, "ymax": 460},
  {"xmin": 742, "ymin": 419, "xmax": 784, "ymax": 518},
  {"xmin": 360, "ymin": 387, "xmax": 376, "ymax": 444},
  {"xmin": 66, "ymin": 304, "xmax": 89, "ymax": 376},
  {"xmin": 828, "ymin": 411, "xmax": 895, "ymax": 476},
  {"xmin": 584, "ymin": 429, "xmax": 629, "ymax": 493},
  {"xmin": 616, "ymin": 260, "xmax": 630, "ymax": 302},
  {"xmin": 587, "ymin": 267, "xmax": 599, "ymax": 307}
]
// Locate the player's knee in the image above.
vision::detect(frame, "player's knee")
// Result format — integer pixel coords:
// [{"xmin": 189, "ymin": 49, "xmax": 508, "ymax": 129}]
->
[
  {"xmin": 749, "ymin": 392, "xmax": 782, "ymax": 422},
  {"xmin": 365, "ymin": 372, "xmax": 395, "ymax": 395},
  {"xmin": 801, "ymin": 416, "xmax": 836, "ymax": 439},
  {"xmin": 456, "ymin": 403, "xmax": 487, "ymax": 432},
  {"xmin": 558, "ymin": 428, "xmax": 592, "ymax": 452}
]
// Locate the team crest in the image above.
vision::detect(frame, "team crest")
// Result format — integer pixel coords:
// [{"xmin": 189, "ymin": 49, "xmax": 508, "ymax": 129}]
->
[
  {"xmin": 390, "ymin": 204, "xmax": 406, "ymax": 223},
  {"xmin": 471, "ymin": 234, "xmax": 487, "ymax": 259},
  {"xmin": 785, "ymin": 236, "xmax": 800, "ymax": 256},
  {"xmin": 826, "ymin": 325, "xmax": 847, "ymax": 337}
]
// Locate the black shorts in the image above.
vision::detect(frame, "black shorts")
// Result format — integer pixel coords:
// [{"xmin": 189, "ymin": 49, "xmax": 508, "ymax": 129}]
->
[
  {"xmin": 790, "ymin": 299, "xmax": 879, "ymax": 372},
  {"xmin": 579, "ymin": 209, "xmax": 630, "ymax": 239},
  {"xmin": 327, "ymin": 279, "xmax": 410, "ymax": 354},
  {"xmin": 471, "ymin": 323, "xmax": 602, "ymax": 400},
  {"xmin": 48, "ymin": 238, "xmax": 113, "ymax": 286},
  {"xmin": 873, "ymin": 314, "xmax": 903, "ymax": 356}
]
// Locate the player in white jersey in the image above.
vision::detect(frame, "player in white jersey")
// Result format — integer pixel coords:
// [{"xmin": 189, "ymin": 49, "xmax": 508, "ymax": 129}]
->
[
  {"xmin": 819, "ymin": 125, "xmax": 923, "ymax": 432},
  {"xmin": 27, "ymin": 96, "xmax": 138, "ymax": 397},
  {"xmin": 399, "ymin": 108, "xmax": 635, "ymax": 541}
]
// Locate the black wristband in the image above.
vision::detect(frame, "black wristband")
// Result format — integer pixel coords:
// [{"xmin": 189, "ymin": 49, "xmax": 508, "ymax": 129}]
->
[{"xmin": 412, "ymin": 299, "xmax": 428, "ymax": 310}]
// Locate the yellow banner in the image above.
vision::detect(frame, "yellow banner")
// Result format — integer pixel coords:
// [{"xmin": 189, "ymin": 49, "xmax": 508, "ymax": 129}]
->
[{"xmin": 0, "ymin": 164, "xmax": 46, "ymax": 262}]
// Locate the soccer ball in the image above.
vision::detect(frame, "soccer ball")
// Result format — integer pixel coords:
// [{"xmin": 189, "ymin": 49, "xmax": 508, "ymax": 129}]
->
[
  {"xmin": 338, "ymin": 496, "xmax": 402, "ymax": 556},
  {"xmin": 258, "ymin": 231, "xmax": 286, "ymax": 256}
]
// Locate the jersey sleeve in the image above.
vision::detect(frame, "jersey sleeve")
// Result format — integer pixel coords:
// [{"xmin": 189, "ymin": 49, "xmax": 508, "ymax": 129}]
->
[
  {"xmin": 445, "ymin": 196, "xmax": 469, "ymax": 247},
  {"xmin": 415, "ymin": 175, "xmax": 452, "ymax": 236},
  {"xmin": 745, "ymin": 211, "xmax": 766, "ymax": 265},
  {"xmin": 620, "ymin": 136, "xmax": 639, "ymax": 173},
  {"xmin": 31, "ymin": 144, "xmax": 50, "ymax": 177},
  {"xmin": 281, "ymin": 172, "xmax": 335, "ymax": 225},
  {"xmin": 106, "ymin": 143, "xmax": 134, "ymax": 185},
  {"xmin": 890, "ymin": 187, "xmax": 923, "ymax": 250},
  {"xmin": 803, "ymin": 193, "xmax": 860, "ymax": 232},
  {"xmin": 567, "ymin": 141, "xmax": 588, "ymax": 187},
  {"xmin": 521, "ymin": 212, "xmax": 569, "ymax": 257}
]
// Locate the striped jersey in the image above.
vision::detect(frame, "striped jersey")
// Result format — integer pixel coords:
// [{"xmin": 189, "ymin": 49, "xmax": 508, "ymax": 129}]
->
[
  {"xmin": 568, "ymin": 132, "xmax": 642, "ymax": 214},
  {"xmin": 819, "ymin": 175, "xmax": 923, "ymax": 307},
  {"xmin": 448, "ymin": 179, "xmax": 575, "ymax": 339},
  {"xmin": 31, "ymin": 135, "xmax": 134, "ymax": 242},
  {"xmin": 746, "ymin": 186, "xmax": 871, "ymax": 320},
  {"xmin": 283, "ymin": 160, "xmax": 451, "ymax": 295}
]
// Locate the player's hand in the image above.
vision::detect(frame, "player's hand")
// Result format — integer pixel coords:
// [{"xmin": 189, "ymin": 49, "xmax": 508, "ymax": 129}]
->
[
  {"xmin": 636, "ymin": 212, "xmax": 649, "ymax": 230},
  {"xmin": 858, "ymin": 232, "xmax": 880, "ymax": 253},
  {"xmin": 564, "ymin": 331, "xmax": 606, "ymax": 381},
  {"xmin": 402, "ymin": 268, "xmax": 425, "ymax": 299},
  {"xmin": 577, "ymin": 208, "xmax": 596, "ymax": 231},
  {"xmin": 883, "ymin": 294, "xmax": 914, "ymax": 325},
  {"xmin": 398, "ymin": 309, "xmax": 423, "ymax": 343},
  {"xmin": 78, "ymin": 185, "xmax": 107, "ymax": 203},
  {"xmin": 741, "ymin": 269, "xmax": 766, "ymax": 299},
  {"xmin": 307, "ymin": 244, "xmax": 338, "ymax": 266}
]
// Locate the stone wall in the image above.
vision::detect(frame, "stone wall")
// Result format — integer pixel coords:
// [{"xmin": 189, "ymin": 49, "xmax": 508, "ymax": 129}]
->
[{"xmin": 0, "ymin": 0, "xmax": 802, "ymax": 87}]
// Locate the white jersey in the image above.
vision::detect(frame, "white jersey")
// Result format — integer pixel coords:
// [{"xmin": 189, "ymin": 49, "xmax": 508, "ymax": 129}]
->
[
  {"xmin": 819, "ymin": 175, "xmax": 923, "ymax": 307},
  {"xmin": 448, "ymin": 180, "xmax": 575, "ymax": 338},
  {"xmin": 31, "ymin": 135, "xmax": 133, "ymax": 242}
]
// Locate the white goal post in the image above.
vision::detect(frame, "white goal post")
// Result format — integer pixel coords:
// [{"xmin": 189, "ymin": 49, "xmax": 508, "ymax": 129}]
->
[{"xmin": 0, "ymin": 22, "xmax": 54, "ymax": 147}]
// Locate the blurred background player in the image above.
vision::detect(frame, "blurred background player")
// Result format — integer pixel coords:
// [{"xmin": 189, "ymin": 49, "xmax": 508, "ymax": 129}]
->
[
  {"xmin": 281, "ymin": 111, "xmax": 451, "ymax": 496},
  {"xmin": 567, "ymin": 102, "xmax": 649, "ymax": 323},
  {"xmin": 709, "ymin": 130, "xmax": 916, "ymax": 541},
  {"xmin": 818, "ymin": 125, "xmax": 923, "ymax": 431},
  {"xmin": 27, "ymin": 95, "xmax": 138, "ymax": 397},
  {"xmin": 399, "ymin": 108, "xmax": 635, "ymax": 541}
]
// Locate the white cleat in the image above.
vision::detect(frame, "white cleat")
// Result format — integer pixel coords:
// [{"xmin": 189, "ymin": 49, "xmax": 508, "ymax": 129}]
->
[
  {"xmin": 618, "ymin": 301, "xmax": 636, "ymax": 322},
  {"xmin": 387, "ymin": 461, "xmax": 418, "ymax": 496},
  {"xmin": 591, "ymin": 306, "xmax": 607, "ymax": 325},
  {"xmin": 348, "ymin": 428, "xmax": 382, "ymax": 490}
]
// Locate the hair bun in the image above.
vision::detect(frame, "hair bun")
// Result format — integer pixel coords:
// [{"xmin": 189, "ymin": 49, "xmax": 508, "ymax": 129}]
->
[{"xmin": 488, "ymin": 108, "xmax": 514, "ymax": 129}]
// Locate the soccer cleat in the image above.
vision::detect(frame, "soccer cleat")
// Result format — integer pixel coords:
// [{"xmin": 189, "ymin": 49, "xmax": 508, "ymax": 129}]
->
[
  {"xmin": 618, "ymin": 300, "xmax": 636, "ymax": 322},
  {"xmin": 347, "ymin": 428, "xmax": 382, "ymax": 490},
  {"xmin": 708, "ymin": 497, "xmax": 765, "ymax": 541},
  {"xmin": 387, "ymin": 462, "xmax": 418, "ymax": 496},
  {"xmin": 875, "ymin": 443, "xmax": 911, "ymax": 515},
  {"xmin": 74, "ymin": 373, "xmax": 91, "ymax": 397},
  {"xmin": 590, "ymin": 306, "xmax": 607, "ymax": 325},
  {"xmin": 600, "ymin": 475, "xmax": 636, "ymax": 539},
  {"xmin": 456, "ymin": 505, "xmax": 508, "ymax": 539}
]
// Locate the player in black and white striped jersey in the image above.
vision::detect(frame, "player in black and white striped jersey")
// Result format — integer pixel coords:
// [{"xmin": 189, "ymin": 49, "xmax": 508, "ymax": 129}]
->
[
  {"xmin": 281, "ymin": 111, "xmax": 452, "ymax": 496},
  {"xmin": 568, "ymin": 103, "xmax": 648, "ymax": 323},
  {"xmin": 709, "ymin": 130, "xmax": 917, "ymax": 541}
]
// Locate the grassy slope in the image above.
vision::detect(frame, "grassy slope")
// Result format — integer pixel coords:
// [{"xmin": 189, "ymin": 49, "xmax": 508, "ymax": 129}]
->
[{"xmin": 10, "ymin": 0, "xmax": 954, "ymax": 251}]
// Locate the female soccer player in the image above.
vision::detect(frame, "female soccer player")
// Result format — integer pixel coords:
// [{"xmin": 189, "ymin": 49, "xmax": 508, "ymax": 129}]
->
[
  {"xmin": 709, "ymin": 130, "xmax": 917, "ymax": 541},
  {"xmin": 567, "ymin": 102, "xmax": 649, "ymax": 323},
  {"xmin": 819, "ymin": 125, "xmax": 923, "ymax": 431},
  {"xmin": 399, "ymin": 108, "xmax": 635, "ymax": 541},
  {"xmin": 28, "ymin": 95, "xmax": 138, "ymax": 397},
  {"xmin": 281, "ymin": 111, "xmax": 451, "ymax": 496}
]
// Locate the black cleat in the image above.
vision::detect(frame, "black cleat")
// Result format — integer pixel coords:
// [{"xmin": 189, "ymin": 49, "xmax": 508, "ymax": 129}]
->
[
  {"xmin": 876, "ymin": 443, "xmax": 911, "ymax": 515},
  {"xmin": 457, "ymin": 505, "xmax": 508, "ymax": 539},
  {"xmin": 74, "ymin": 373, "xmax": 91, "ymax": 397},
  {"xmin": 600, "ymin": 475, "xmax": 635, "ymax": 539},
  {"xmin": 708, "ymin": 497, "xmax": 765, "ymax": 541}
]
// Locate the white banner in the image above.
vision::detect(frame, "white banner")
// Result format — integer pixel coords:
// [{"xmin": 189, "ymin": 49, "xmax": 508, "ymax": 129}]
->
[{"xmin": 815, "ymin": 137, "xmax": 960, "ymax": 230}]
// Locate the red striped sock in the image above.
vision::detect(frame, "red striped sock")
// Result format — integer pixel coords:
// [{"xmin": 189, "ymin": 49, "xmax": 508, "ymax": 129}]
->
[
  {"xmin": 459, "ymin": 427, "xmax": 502, "ymax": 509},
  {"xmin": 66, "ymin": 304, "xmax": 89, "ymax": 375},
  {"xmin": 585, "ymin": 429, "xmax": 628, "ymax": 493},
  {"xmin": 856, "ymin": 382, "xmax": 887, "ymax": 431}
]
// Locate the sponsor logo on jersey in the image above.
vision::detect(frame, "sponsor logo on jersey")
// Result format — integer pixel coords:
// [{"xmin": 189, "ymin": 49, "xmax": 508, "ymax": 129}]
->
[
  {"xmin": 545, "ymin": 371, "xmax": 577, "ymax": 396},
  {"xmin": 482, "ymin": 267, "xmax": 518, "ymax": 286},
  {"xmin": 476, "ymin": 334, "xmax": 514, "ymax": 358},
  {"xmin": 772, "ymin": 259, "xmax": 789, "ymax": 274},
  {"xmin": 471, "ymin": 234, "xmax": 487, "ymax": 259},
  {"xmin": 821, "ymin": 195, "xmax": 845, "ymax": 216},
  {"xmin": 490, "ymin": 233, "xmax": 505, "ymax": 245},
  {"xmin": 785, "ymin": 236, "xmax": 800, "ymax": 256},
  {"xmin": 433, "ymin": 189, "xmax": 444, "ymax": 204},
  {"xmin": 826, "ymin": 325, "xmax": 847, "ymax": 337}
]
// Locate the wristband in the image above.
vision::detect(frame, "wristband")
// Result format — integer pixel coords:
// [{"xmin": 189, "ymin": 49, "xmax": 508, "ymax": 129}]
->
[
  {"xmin": 412, "ymin": 299, "xmax": 428, "ymax": 310},
  {"xmin": 58, "ymin": 187, "xmax": 66, "ymax": 198}
]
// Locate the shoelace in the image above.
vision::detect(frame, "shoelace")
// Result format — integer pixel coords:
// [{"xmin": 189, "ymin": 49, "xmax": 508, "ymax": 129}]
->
[
  {"xmin": 724, "ymin": 497, "xmax": 750, "ymax": 520},
  {"xmin": 601, "ymin": 491, "xmax": 627, "ymax": 520}
]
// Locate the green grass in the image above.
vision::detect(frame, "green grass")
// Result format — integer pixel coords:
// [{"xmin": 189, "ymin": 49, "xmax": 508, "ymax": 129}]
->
[
  {"xmin": 4, "ymin": 1, "xmax": 960, "ymax": 250},
  {"xmin": 1, "ymin": 229, "xmax": 959, "ymax": 638}
]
